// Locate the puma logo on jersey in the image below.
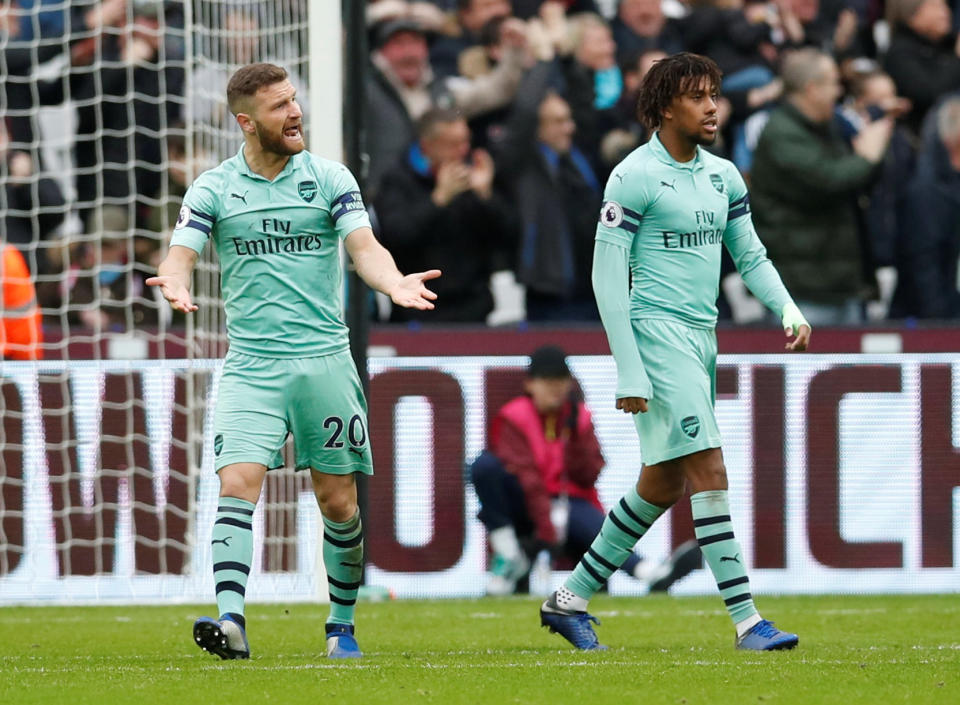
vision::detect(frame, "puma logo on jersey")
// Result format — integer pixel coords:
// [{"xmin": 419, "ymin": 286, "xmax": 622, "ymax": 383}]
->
[
  {"xmin": 230, "ymin": 191, "xmax": 248, "ymax": 205},
  {"xmin": 660, "ymin": 180, "xmax": 677, "ymax": 191}
]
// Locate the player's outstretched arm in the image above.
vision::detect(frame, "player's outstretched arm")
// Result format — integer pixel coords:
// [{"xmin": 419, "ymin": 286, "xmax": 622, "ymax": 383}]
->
[
  {"xmin": 344, "ymin": 226, "xmax": 441, "ymax": 310},
  {"xmin": 146, "ymin": 245, "xmax": 199, "ymax": 313}
]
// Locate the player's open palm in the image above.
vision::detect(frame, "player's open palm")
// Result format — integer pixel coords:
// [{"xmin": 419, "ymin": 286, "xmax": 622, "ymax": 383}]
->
[
  {"xmin": 145, "ymin": 275, "xmax": 199, "ymax": 313},
  {"xmin": 390, "ymin": 269, "xmax": 441, "ymax": 310}
]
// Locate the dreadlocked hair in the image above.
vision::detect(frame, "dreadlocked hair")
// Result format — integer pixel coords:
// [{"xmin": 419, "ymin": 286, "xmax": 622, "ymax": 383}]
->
[{"xmin": 636, "ymin": 52, "xmax": 723, "ymax": 131}]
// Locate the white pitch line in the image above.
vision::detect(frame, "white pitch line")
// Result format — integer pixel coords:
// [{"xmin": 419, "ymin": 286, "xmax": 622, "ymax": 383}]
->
[{"xmin": 5, "ymin": 656, "xmax": 953, "ymax": 675}]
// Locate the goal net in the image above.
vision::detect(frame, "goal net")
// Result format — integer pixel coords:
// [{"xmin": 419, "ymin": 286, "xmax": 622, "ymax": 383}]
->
[{"xmin": 0, "ymin": 0, "xmax": 319, "ymax": 603}]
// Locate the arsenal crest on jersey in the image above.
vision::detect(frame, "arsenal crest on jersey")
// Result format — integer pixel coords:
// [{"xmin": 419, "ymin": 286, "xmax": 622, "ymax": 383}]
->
[
  {"xmin": 298, "ymin": 180, "xmax": 318, "ymax": 202},
  {"xmin": 709, "ymin": 174, "xmax": 724, "ymax": 194}
]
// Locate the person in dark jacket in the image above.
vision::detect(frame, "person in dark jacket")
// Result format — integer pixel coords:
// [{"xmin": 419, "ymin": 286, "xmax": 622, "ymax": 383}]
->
[
  {"xmin": 470, "ymin": 345, "xmax": 700, "ymax": 595},
  {"xmin": 1, "ymin": 119, "xmax": 67, "ymax": 277},
  {"xmin": 365, "ymin": 17, "xmax": 526, "ymax": 198},
  {"xmin": 839, "ymin": 68, "xmax": 916, "ymax": 320},
  {"xmin": 750, "ymin": 48, "xmax": 893, "ymax": 324},
  {"xmin": 897, "ymin": 97, "xmax": 960, "ymax": 318},
  {"xmin": 883, "ymin": 0, "xmax": 960, "ymax": 135},
  {"xmin": 494, "ymin": 60, "xmax": 602, "ymax": 321},
  {"xmin": 612, "ymin": 0, "xmax": 685, "ymax": 68},
  {"xmin": 375, "ymin": 107, "xmax": 515, "ymax": 322}
]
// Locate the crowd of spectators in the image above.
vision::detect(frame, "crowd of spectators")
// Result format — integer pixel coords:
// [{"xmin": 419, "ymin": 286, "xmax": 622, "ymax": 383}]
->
[
  {"xmin": 3, "ymin": 0, "xmax": 960, "ymax": 344},
  {"xmin": 366, "ymin": 0, "xmax": 960, "ymax": 324}
]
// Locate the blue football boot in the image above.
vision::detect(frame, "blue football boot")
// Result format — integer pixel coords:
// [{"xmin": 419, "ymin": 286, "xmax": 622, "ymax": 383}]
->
[
  {"xmin": 326, "ymin": 623, "xmax": 363, "ymax": 658},
  {"xmin": 540, "ymin": 592, "xmax": 608, "ymax": 651},
  {"xmin": 193, "ymin": 615, "xmax": 250, "ymax": 659},
  {"xmin": 736, "ymin": 619, "xmax": 799, "ymax": 651}
]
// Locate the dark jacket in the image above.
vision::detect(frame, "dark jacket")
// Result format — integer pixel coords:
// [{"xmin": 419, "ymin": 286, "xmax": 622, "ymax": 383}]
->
[
  {"xmin": 374, "ymin": 146, "xmax": 515, "ymax": 323},
  {"xmin": 897, "ymin": 137, "xmax": 960, "ymax": 318},
  {"xmin": 494, "ymin": 62, "xmax": 602, "ymax": 305},
  {"xmin": 365, "ymin": 64, "xmax": 414, "ymax": 199},
  {"xmin": 365, "ymin": 65, "xmax": 453, "ymax": 200},
  {"xmin": 750, "ymin": 101, "xmax": 880, "ymax": 303},
  {"xmin": 2, "ymin": 171, "xmax": 66, "ymax": 276},
  {"xmin": 680, "ymin": 7, "xmax": 773, "ymax": 76},
  {"xmin": 884, "ymin": 26, "xmax": 960, "ymax": 134},
  {"xmin": 611, "ymin": 17, "xmax": 685, "ymax": 69}
]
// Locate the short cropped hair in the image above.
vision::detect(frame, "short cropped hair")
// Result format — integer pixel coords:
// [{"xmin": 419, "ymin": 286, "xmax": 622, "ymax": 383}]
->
[
  {"xmin": 848, "ymin": 69, "xmax": 889, "ymax": 101},
  {"xmin": 780, "ymin": 48, "xmax": 831, "ymax": 97},
  {"xmin": 636, "ymin": 52, "xmax": 722, "ymax": 131},
  {"xmin": 226, "ymin": 63, "xmax": 288, "ymax": 115},
  {"xmin": 416, "ymin": 107, "xmax": 465, "ymax": 139}
]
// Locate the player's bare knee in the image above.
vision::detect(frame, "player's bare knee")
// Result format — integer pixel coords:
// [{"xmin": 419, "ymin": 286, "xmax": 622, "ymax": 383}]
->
[
  {"xmin": 312, "ymin": 474, "xmax": 358, "ymax": 521},
  {"xmin": 686, "ymin": 460, "xmax": 728, "ymax": 493},
  {"xmin": 637, "ymin": 472, "xmax": 685, "ymax": 507},
  {"xmin": 217, "ymin": 468, "xmax": 262, "ymax": 503},
  {"xmin": 318, "ymin": 493, "xmax": 358, "ymax": 523}
]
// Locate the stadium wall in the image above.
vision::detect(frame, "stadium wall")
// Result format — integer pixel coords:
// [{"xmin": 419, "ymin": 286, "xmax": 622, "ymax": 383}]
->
[{"xmin": 2, "ymin": 344, "xmax": 960, "ymax": 604}]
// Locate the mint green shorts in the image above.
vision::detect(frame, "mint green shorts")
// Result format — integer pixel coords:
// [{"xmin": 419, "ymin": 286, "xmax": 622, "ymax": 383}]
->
[
  {"xmin": 212, "ymin": 349, "xmax": 373, "ymax": 474},
  {"xmin": 632, "ymin": 318, "xmax": 722, "ymax": 465}
]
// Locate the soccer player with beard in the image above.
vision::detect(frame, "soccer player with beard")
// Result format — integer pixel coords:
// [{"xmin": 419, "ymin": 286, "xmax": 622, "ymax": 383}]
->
[
  {"xmin": 147, "ymin": 63, "xmax": 440, "ymax": 660},
  {"xmin": 539, "ymin": 53, "xmax": 811, "ymax": 651}
]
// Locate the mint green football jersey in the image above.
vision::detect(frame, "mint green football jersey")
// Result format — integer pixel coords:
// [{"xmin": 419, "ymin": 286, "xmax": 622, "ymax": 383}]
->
[
  {"xmin": 596, "ymin": 133, "xmax": 784, "ymax": 328},
  {"xmin": 170, "ymin": 148, "xmax": 371, "ymax": 358}
]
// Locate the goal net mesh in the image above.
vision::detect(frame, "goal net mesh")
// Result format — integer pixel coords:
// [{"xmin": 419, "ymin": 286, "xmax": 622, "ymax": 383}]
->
[{"xmin": 0, "ymin": 0, "xmax": 315, "ymax": 601}]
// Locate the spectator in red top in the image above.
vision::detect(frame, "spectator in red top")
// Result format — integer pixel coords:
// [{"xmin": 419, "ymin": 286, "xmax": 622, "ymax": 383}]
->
[{"xmin": 470, "ymin": 345, "xmax": 699, "ymax": 595}]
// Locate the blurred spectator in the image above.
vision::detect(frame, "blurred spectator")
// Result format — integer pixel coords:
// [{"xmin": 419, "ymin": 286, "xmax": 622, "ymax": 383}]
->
[
  {"xmin": 470, "ymin": 345, "xmax": 700, "ymax": 595},
  {"xmin": 681, "ymin": 0, "xmax": 777, "ymax": 83},
  {"xmin": 513, "ymin": 0, "xmax": 602, "ymax": 20},
  {"xmin": 611, "ymin": 0, "xmax": 685, "ymax": 67},
  {"xmin": 374, "ymin": 108, "xmax": 515, "ymax": 322},
  {"xmin": 191, "ymin": 5, "xmax": 308, "ymax": 161},
  {"xmin": 494, "ymin": 62, "xmax": 602, "ymax": 320},
  {"xmin": 144, "ymin": 128, "xmax": 215, "ymax": 274},
  {"xmin": 571, "ymin": 13, "xmax": 623, "ymax": 112},
  {"xmin": 1, "ymin": 117, "xmax": 67, "ymax": 285},
  {"xmin": 897, "ymin": 97, "xmax": 960, "ymax": 317},
  {"xmin": 454, "ymin": 14, "xmax": 542, "ymax": 149},
  {"xmin": 681, "ymin": 0, "xmax": 780, "ymax": 169},
  {"xmin": 32, "ymin": 1, "xmax": 185, "ymax": 236},
  {"xmin": 884, "ymin": 0, "xmax": 960, "ymax": 135},
  {"xmin": 750, "ymin": 48, "xmax": 893, "ymax": 324},
  {"xmin": 1, "ymin": 243, "xmax": 43, "ymax": 360},
  {"xmin": 429, "ymin": 0, "xmax": 513, "ymax": 78},
  {"xmin": 365, "ymin": 16, "xmax": 527, "ymax": 196},
  {"xmin": 61, "ymin": 217, "xmax": 156, "ymax": 332},
  {"xmin": 1, "ymin": 0, "xmax": 72, "ymax": 152},
  {"xmin": 601, "ymin": 48, "xmax": 666, "ymax": 166},
  {"xmin": 778, "ymin": 0, "xmax": 863, "ymax": 57},
  {"xmin": 367, "ymin": 0, "xmax": 451, "ymax": 32},
  {"xmin": 838, "ymin": 67, "xmax": 915, "ymax": 321}
]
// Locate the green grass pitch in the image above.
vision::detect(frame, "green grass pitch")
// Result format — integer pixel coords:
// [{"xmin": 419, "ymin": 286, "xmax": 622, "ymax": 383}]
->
[{"xmin": 1, "ymin": 594, "xmax": 957, "ymax": 705}]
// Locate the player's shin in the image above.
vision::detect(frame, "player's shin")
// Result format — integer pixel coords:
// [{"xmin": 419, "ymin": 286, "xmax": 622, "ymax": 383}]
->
[
  {"xmin": 212, "ymin": 497, "xmax": 256, "ymax": 628},
  {"xmin": 322, "ymin": 511, "xmax": 363, "ymax": 625},
  {"xmin": 690, "ymin": 490, "xmax": 760, "ymax": 633},
  {"xmin": 564, "ymin": 486, "xmax": 666, "ymax": 600}
]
